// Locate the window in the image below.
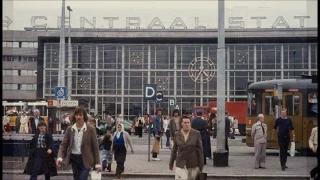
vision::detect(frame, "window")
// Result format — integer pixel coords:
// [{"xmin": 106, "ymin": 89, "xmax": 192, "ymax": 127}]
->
[
  {"xmin": 13, "ymin": 42, "xmax": 19, "ymax": 48},
  {"xmin": 307, "ymin": 92, "xmax": 318, "ymax": 116},
  {"xmin": 284, "ymin": 94, "xmax": 300, "ymax": 116},
  {"xmin": 2, "ymin": 70, "xmax": 18, "ymax": 76},
  {"xmin": 20, "ymin": 70, "xmax": 36, "ymax": 76},
  {"xmin": 248, "ymin": 92, "xmax": 257, "ymax": 116},
  {"xmin": 3, "ymin": 84, "xmax": 18, "ymax": 90},
  {"xmin": 264, "ymin": 95, "xmax": 275, "ymax": 116}
]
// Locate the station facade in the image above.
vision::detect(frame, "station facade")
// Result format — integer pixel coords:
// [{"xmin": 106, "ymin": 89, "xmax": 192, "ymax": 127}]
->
[{"xmin": 3, "ymin": 28, "xmax": 318, "ymax": 118}]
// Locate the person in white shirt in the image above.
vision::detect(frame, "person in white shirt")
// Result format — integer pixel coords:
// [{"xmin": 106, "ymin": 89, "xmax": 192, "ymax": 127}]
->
[
  {"xmin": 19, "ymin": 113, "xmax": 29, "ymax": 134},
  {"xmin": 56, "ymin": 107, "xmax": 101, "ymax": 180},
  {"xmin": 163, "ymin": 115, "xmax": 171, "ymax": 148},
  {"xmin": 116, "ymin": 114, "xmax": 124, "ymax": 125}
]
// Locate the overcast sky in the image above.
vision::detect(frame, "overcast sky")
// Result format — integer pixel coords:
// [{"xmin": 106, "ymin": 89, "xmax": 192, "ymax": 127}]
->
[{"xmin": 3, "ymin": 1, "xmax": 318, "ymax": 30}]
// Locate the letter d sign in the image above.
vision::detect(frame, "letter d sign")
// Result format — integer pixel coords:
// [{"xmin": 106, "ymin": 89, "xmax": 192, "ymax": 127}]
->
[{"xmin": 144, "ymin": 84, "xmax": 157, "ymax": 101}]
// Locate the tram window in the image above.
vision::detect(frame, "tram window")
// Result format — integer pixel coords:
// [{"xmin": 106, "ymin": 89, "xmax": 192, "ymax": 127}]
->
[
  {"xmin": 285, "ymin": 95, "xmax": 300, "ymax": 116},
  {"xmin": 264, "ymin": 95, "xmax": 275, "ymax": 116},
  {"xmin": 247, "ymin": 93, "xmax": 257, "ymax": 115},
  {"xmin": 307, "ymin": 92, "xmax": 318, "ymax": 116}
]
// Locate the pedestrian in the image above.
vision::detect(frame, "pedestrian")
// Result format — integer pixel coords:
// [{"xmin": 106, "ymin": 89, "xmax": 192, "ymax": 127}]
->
[
  {"xmin": 163, "ymin": 114, "xmax": 171, "ymax": 148},
  {"xmin": 143, "ymin": 114, "xmax": 149, "ymax": 133},
  {"xmin": 29, "ymin": 109, "xmax": 45, "ymax": 134},
  {"xmin": 233, "ymin": 116, "xmax": 239, "ymax": 136},
  {"xmin": 89, "ymin": 119, "xmax": 102, "ymax": 137},
  {"xmin": 111, "ymin": 123, "xmax": 134, "ymax": 179},
  {"xmin": 151, "ymin": 108, "xmax": 164, "ymax": 161},
  {"xmin": 105, "ymin": 115, "xmax": 114, "ymax": 134},
  {"xmin": 100, "ymin": 133, "xmax": 113, "ymax": 172},
  {"xmin": 251, "ymin": 114, "xmax": 267, "ymax": 169},
  {"xmin": 169, "ymin": 109, "xmax": 181, "ymax": 140},
  {"xmin": 169, "ymin": 115, "xmax": 204, "ymax": 180},
  {"xmin": 23, "ymin": 121, "xmax": 58, "ymax": 180},
  {"xmin": 272, "ymin": 108, "xmax": 295, "ymax": 171},
  {"xmin": 151, "ymin": 109, "xmax": 163, "ymax": 161},
  {"xmin": 116, "ymin": 114, "xmax": 124, "ymax": 125},
  {"xmin": 15, "ymin": 112, "xmax": 21, "ymax": 133},
  {"xmin": 224, "ymin": 111, "xmax": 231, "ymax": 155},
  {"xmin": 309, "ymin": 125, "xmax": 318, "ymax": 180},
  {"xmin": 3, "ymin": 115, "xmax": 11, "ymax": 133},
  {"xmin": 19, "ymin": 112, "xmax": 29, "ymax": 134},
  {"xmin": 191, "ymin": 109, "xmax": 208, "ymax": 165},
  {"xmin": 205, "ymin": 114, "xmax": 213, "ymax": 160},
  {"xmin": 56, "ymin": 107, "xmax": 101, "ymax": 180},
  {"xmin": 137, "ymin": 115, "xmax": 144, "ymax": 138}
]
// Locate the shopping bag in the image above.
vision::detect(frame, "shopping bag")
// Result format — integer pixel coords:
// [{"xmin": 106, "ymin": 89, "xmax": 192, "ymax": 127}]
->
[
  {"xmin": 290, "ymin": 142, "xmax": 295, "ymax": 157},
  {"xmin": 91, "ymin": 170, "xmax": 101, "ymax": 180}
]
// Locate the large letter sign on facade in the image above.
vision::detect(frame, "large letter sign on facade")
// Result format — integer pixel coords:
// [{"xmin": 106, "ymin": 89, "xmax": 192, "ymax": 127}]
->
[
  {"xmin": 144, "ymin": 84, "xmax": 157, "ymax": 101},
  {"xmin": 156, "ymin": 91, "xmax": 163, "ymax": 102}
]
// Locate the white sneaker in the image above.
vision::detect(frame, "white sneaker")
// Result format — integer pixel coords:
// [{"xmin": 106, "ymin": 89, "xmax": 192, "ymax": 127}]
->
[{"xmin": 152, "ymin": 158, "xmax": 161, "ymax": 161}]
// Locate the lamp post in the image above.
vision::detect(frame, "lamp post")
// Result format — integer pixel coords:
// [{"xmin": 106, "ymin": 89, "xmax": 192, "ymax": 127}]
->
[
  {"xmin": 67, "ymin": 6, "xmax": 72, "ymax": 100},
  {"xmin": 213, "ymin": 0, "xmax": 228, "ymax": 167},
  {"xmin": 58, "ymin": 0, "xmax": 66, "ymax": 87}
]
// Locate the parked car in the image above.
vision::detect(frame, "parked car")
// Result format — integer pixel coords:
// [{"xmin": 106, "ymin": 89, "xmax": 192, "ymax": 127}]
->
[{"xmin": 111, "ymin": 119, "xmax": 132, "ymax": 135}]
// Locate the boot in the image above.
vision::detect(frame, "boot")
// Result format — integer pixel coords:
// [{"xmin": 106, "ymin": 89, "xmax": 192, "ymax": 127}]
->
[{"xmin": 107, "ymin": 163, "xmax": 111, "ymax": 172}]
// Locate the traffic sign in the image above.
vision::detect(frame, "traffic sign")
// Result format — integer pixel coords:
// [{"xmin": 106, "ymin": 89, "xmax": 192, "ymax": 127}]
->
[
  {"xmin": 169, "ymin": 99, "xmax": 175, "ymax": 106},
  {"xmin": 144, "ymin": 84, "xmax": 157, "ymax": 101},
  {"xmin": 54, "ymin": 86, "xmax": 67, "ymax": 100},
  {"xmin": 156, "ymin": 91, "xmax": 163, "ymax": 102}
]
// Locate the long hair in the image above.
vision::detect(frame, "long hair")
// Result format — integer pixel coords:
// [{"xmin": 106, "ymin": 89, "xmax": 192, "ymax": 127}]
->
[
  {"xmin": 155, "ymin": 108, "xmax": 163, "ymax": 115},
  {"xmin": 172, "ymin": 109, "xmax": 180, "ymax": 116},
  {"xmin": 72, "ymin": 107, "xmax": 89, "ymax": 123}
]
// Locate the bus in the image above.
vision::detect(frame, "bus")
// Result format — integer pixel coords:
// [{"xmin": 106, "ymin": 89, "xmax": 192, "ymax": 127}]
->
[
  {"xmin": 245, "ymin": 75, "xmax": 318, "ymax": 154},
  {"xmin": 2, "ymin": 101, "xmax": 49, "ymax": 131}
]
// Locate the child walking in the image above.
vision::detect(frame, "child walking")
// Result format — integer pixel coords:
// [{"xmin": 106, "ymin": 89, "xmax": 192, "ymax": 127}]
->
[{"xmin": 100, "ymin": 133, "xmax": 113, "ymax": 172}]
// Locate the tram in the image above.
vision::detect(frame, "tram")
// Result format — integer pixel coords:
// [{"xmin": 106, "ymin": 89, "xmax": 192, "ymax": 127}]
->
[
  {"xmin": 245, "ymin": 75, "xmax": 318, "ymax": 153},
  {"xmin": 2, "ymin": 101, "xmax": 49, "ymax": 131}
]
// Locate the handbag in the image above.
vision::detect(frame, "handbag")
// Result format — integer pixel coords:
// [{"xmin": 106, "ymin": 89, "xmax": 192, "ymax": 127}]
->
[{"xmin": 195, "ymin": 172, "xmax": 207, "ymax": 180}]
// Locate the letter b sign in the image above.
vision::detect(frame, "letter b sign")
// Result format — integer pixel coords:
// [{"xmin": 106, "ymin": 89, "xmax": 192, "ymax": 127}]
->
[{"xmin": 144, "ymin": 84, "xmax": 157, "ymax": 101}]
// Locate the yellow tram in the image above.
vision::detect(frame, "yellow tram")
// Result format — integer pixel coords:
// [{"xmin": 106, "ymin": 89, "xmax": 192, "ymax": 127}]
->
[
  {"xmin": 2, "ymin": 101, "xmax": 49, "ymax": 131},
  {"xmin": 245, "ymin": 75, "xmax": 318, "ymax": 153}
]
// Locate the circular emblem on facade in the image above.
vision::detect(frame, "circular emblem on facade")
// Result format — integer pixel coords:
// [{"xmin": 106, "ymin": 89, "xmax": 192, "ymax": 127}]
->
[{"xmin": 188, "ymin": 57, "xmax": 216, "ymax": 83}]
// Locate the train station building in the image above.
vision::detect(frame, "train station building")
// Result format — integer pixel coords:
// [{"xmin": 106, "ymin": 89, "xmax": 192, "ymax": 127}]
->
[{"xmin": 2, "ymin": 28, "xmax": 318, "ymax": 117}]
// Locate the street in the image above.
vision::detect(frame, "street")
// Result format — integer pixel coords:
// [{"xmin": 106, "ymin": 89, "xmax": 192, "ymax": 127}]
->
[{"xmin": 2, "ymin": 134, "xmax": 317, "ymax": 179}]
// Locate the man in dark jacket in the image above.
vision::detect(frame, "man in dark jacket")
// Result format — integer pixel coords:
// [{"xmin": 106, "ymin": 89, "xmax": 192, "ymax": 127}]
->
[
  {"xmin": 29, "ymin": 109, "xmax": 45, "ymax": 134},
  {"xmin": 224, "ymin": 111, "xmax": 231, "ymax": 156},
  {"xmin": 191, "ymin": 109, "xmax": 208, "ymax": 165},
  {"xmin": 151, "ymin": 109, "xmax": 163, "ymax": 161}
]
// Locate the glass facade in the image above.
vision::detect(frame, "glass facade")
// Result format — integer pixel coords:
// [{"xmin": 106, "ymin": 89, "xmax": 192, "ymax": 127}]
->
[{"xmin": 43, "ymin": 43, "xmax": 317, "ymax": 118}]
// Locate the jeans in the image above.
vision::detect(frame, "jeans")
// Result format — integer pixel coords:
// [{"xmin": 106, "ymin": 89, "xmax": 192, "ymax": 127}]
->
[
  {"xmin": 70, "ymin": 154, "xmax": 91, "ymax": 180},
  {"xmin": 278, "ymin": 136, "xmax": 290, "ymax": 167}
]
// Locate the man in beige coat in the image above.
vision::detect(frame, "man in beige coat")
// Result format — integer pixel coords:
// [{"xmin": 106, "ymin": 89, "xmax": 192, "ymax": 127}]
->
[
  {"xmin": 309, "ymin": 125, "xmax": 318, "ymax": 179},
  {"xmin": 251, "ymin": 114, "xmax": 267, "ymax": 169}
]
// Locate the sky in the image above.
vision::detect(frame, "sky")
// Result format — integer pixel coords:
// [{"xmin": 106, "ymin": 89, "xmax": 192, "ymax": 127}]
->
[{"xmin": 3, "ymin": 0, "xmax": 318, "ymax": 30}]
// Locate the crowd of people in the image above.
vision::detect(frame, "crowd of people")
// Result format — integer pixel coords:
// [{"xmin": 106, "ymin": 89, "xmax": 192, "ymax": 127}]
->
[{"xmin": 4, "ymin": 106, "xmax": 317, "ymax": 180}]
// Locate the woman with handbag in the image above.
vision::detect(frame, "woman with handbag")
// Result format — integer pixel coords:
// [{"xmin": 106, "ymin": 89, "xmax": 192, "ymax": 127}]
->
[
  {"xmin": 23, "ymin": 121, "xmax": 57, "ymax": 180},
  {"xmin": 169, "ymin": 115, "xmax": 205, "ymax": 180}
]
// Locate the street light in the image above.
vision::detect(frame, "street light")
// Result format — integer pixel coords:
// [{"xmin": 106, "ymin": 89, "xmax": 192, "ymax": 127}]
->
[{"xmin": 67, "ymin": 5, "xmax": 72, "ymax": 100}]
